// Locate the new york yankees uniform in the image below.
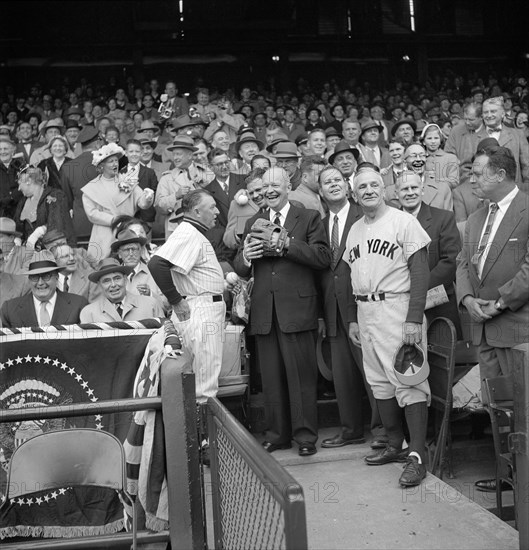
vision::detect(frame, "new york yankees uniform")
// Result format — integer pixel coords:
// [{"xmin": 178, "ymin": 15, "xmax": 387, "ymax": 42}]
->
[
  {"xmin": 344, "ymin": 207, "xmax": 431, "ymax": 406},
  {"xmin": 153, "ymin": 219, "xmax": 225, "ymax": 402}
]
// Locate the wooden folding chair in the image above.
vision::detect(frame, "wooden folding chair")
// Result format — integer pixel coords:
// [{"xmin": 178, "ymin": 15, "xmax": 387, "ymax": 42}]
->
[
  {"xmin": 483, "ymin": 375, "xmax": 515, "ymax": 524},
  {"xmin": 426, "ymin": 317, "xmax": 457, "ymax": 479}
]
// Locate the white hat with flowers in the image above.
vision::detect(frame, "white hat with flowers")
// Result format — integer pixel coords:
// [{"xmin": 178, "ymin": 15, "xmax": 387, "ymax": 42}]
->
[{"xmin": 92, "ymin": 143, "xmax": 125, "ymax": 167}]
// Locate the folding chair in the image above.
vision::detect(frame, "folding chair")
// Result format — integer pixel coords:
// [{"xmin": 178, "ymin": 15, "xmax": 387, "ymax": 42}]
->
[
  {"xmin": 483, "ymin": 375, "xmax": 516, "ymax": 524},
  {"xmin": 0, "ymin": 429, "xmax": 137, "ymax": 550},
  {"xmin": 426, "ymin": 317, "xmax": 457, "ymax": 479}
]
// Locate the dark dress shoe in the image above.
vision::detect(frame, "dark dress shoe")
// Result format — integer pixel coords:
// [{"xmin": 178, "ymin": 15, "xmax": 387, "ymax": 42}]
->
[
  {"xmin": 475, "ymin": 478, "xmax": 513, "ymax": 492},
  {"xmin": 298, "ymin": 442, "xmax": 317, "ymax": 456},
  {"xmin": 321, "ymin": 434, "xmax": 366, "ymax": 448},
  {"xmin": 370, "ymin": 437, "xmax": 389, "ymax": 450},
  {"xmin": 399, "ymin": 456, "xmax": 427, "ymax": 487},
  {"xmin": 262, "ymin": 441, "xmax": 292, "ymax": 453},
  {"xmin": 365, "ymin": 445, "xmax": 408, "ymax": 465}
]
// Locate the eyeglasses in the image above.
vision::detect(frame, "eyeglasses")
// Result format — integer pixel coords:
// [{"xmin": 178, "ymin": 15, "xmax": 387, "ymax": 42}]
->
[
  {"xmin": 119, "ymin": 246, "xmax": 141, "ymax": 255},
  {"xmin": 29, "ymin": 273, "xmax": 54, "ymax": 282}
]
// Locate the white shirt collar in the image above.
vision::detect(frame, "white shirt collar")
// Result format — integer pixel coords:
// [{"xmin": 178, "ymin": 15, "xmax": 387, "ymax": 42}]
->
[
  {"xmin": 33, "ymin": 291, "xmax": 58, "ymax": 324},
  {"xmin": 496, "ymin": 186, "xmax": 518, "ymax": 213},
  {"xmin": 270, "ymin": 202, "xmax": 291, "ymax": 224}
]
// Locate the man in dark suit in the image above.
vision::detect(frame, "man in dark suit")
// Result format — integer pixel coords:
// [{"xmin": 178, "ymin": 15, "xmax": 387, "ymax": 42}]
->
[
  {"xmin": 65, "ymin": 126, "xmax": 102, "ymax": 239},
  {"xmin": 457, "ymin": 147, "xmax": 529, "ymax": 492},
  {"xmin": 0, "ymin": 250, "xmax": 87, "ymax": 328},
  {"xmin": 234, "ymin": 167, "xmax": 331, "ymax": 456},
  {"xmin": 15, "ymin": 121, "xmax": 45, "ymax": 164},
  {"xmin": 121, "ymin": 139, "xmax": 158, "ymax": 226},
  {"xmin": 205, "ymin": 148, "xmax": 247, "ymax": 268},
  {"xmin": 396, "ymin": 171, "xmax": 462, "ymax": 337},
  {"xmin": 317, "ymin": 166, "xmax": 370, "ymax": 448}
]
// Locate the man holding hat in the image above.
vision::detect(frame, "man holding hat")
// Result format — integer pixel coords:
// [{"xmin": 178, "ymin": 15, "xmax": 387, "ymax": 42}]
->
[
  {"xmin": 155, "ymin": 135, "xmax": 207, "ymax": 238},
  {"xmin": 69, "ymin": 125, "xmax": 102, "ymax": 238},
  {"xmin": 0, "ymin": 250, "xmax": 88, "ymax": 328},
  {"xmin": 80, "ymin": 257, "xmax": 164, "ymax": 323},
  {"xmin": 344, "ymin": 165, "xmax": 431, "ymax": 487},
  {"xmin": 0, "ymin": 136, "xmax": 23, "ymax": 218},
  {"xmin": 357, "ymin": 120, "xmax": 391, "ymax": 169}
]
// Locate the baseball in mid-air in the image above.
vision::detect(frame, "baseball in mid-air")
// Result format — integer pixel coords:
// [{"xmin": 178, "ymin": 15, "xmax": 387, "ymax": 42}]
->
[
  {"xmin": 226, "ymin": 272, "xmax": 239, "ymax": 284},
  {"xmin": 236, "ymin": 193, "xmax": 249, "ymax": 205}
]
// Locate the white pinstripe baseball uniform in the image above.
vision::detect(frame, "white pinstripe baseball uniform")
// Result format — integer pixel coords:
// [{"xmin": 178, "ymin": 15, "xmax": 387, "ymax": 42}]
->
[
  {"xmin": 154, "ymin": 219, "xmax": 225, "ymax": 402},
  {"xmin": 344, "ymin": 207, "xmax": 432, "ymax": 406}
]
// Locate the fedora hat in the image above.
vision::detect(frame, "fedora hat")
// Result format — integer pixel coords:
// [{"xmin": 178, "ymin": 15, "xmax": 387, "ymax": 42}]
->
[
  {"xmin": 324, "ymin": 126, "xmax": 341, "ymax": 138},
  {"xmin": 22, "ymin": 250, "xmax": 62, "ymax": 276},
  {"xmin": 295, "ymin": 133, "xmax": 309, "ymax": 146},
  {"xmin": 64, "ymin": 107, "xmax": 84, "ymax": 118},
  {"xmin": 306, "ymin": 105, "xmax": 322, "ymax": 117},
  {"xmin": 76, "ymin": 126, "xmax": 100, "ymax": 145},
  {"xmin": 41, "ymin": 228, "xmax": 66, "ymax": 247},
  {"xmin": 360, "ymin": 120, "xmax": 383, "ymax": 136},
  {"xmin": 169, "ymin": 115, "xmax": 206, "ymax": 132},
  {"xmin": 88, "ymin": 257, "xmax": 133, "ymax": 283},
  {"xmin": 166, "ymin": 135, "xmax": 198, "ymax": 152},
  {"xmin": 272, "ymin": 142, "xmax": 300, "ymax": 159},
  {"xmin": 0, "ymin": 217, "xmax": 21, "ymax": 236},
  {"xmin": 235, "ymin": 133, "xmax": 264, "ymax": 154},
  {"xmin": 65, "ymin": 119, "xmax": 82, "ymax": 131},
  {"xmin": 328, "ymin": 140, "xmax": 361, "ymax": 164},
  {"xmin": 110, "ymin": 228, "xmax": 147, "ymax": 253},
  {"xmin": 265, "ymin": 133, "xmax": 290, "ymax": 153},
  {"xmin": 42, "ymin": 118, "xmax": 65, "ymax": 133},
  {"xmin": 137, "ymin": 120, "xmax": 160, "ymax": 134},
  {"xmin": 391, "ymin": 119, "xmax": 417, "ymax": 137},
  {"xmin": 139, "ymin": 138, "xmax": 157, "ymax": 149}
]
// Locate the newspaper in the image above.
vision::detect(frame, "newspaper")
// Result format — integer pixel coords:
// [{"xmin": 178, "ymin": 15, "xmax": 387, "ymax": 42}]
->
[{"xmin": 425, "ymin": 284, "xmax": 449, "ymax": 310}]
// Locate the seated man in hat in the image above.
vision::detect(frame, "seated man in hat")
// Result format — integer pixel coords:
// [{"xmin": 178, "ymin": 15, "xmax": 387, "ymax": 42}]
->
[
  {"xmin": 80, "ymin": 257, "xmax": 164, "ymax": 323},
  {"xmin": 231, "ymin": 133, "xmax": 264, "ymax": 176},
  {"xmin": 111, "ymin": 228, "xmax": 168, "ymax": 312},
  {"xmin": 324, "ymin": 127, "xmax": 342, "ymax": 161},
  {"xmin": 390, "ymin": 119, "xmax": 416, "ymax": 148},
  {"xmin": 272, "ymin": 141, "xmax": 303, "ymax": 190},
  {"xmin": 41, "ymin": 228, "xmax": 98, "ymax": 270},
  {"xmin": 329, "ymin": 140, "xmax": 361, "ymax": 190},
  {"xmin": 155, "ymin": 136, "xmax": 206, "ymax": 238},
  {"xmin": 288, "ymin": 156, "xmax": 326, "ymax": 218},
  {"xmin": 0, "ymin": 250, "xmax": 88, "ymax": 328},
  {"xmin": 357, "ymin": 121, "xmax": 392, "ymax": 169}
]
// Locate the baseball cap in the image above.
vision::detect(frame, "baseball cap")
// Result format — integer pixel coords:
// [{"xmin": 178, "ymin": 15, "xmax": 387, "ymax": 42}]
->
[{"xmin": 393, "ymin": 343, "xmax": 429, "ymax": 386}]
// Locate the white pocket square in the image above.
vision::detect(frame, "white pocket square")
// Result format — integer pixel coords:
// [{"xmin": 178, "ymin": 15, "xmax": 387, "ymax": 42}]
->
[{"xmin": 508, "ymin": 238, "xmax": 518, "ymax": 241}]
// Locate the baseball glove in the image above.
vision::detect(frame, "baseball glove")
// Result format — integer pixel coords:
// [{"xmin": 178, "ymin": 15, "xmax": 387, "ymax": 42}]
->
[{"xmin": 249, "ymin": 218, "xmax": 289, "ymax": 256}]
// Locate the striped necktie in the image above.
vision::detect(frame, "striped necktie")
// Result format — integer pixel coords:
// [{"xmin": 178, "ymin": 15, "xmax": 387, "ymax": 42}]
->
[
  {"xmin": 331, "ymin": 215, "xmax": 340, "ymax": 268},
  {"xmin": 472, "ymin": 203, "xmax": 498, "ymax": 276}
]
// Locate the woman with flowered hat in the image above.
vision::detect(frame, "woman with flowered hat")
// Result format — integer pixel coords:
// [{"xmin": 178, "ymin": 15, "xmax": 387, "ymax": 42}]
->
[{"xmin": 81, "ymin": 142, "xmax": 154, "ymax": 261}]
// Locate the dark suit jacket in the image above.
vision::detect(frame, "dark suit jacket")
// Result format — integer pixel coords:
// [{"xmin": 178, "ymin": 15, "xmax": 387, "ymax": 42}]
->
[
  {"xmin": 234, "ymin": 204, "xmax": 331, "ymax": 335},
  {"xmin": 319, "ymin": 200, "xmax": 363, "ymax": 337},
  {"xmin": 121, "ymin": 163, "xmax": 158, "ymax": 223},
  {"xmin": 38, "ymin": 157, "xmax": 75, "ymax": 210},
  {"xmin": 456, "ymin": 190, "xmax": 529, "ymax": 347},
  {"xmin": 205, "ymin": 173, "xmax": 247, "ymax": 263},
  {"xmin": 66, "ymin": 151, "xmax": 98, "ymax": 238},
  {"xmin": 453, "ymin": 181, "xmax": 485, "ymax": 223},
  {"xmin": 416, "ymin": 203, "xmax": 462, "ymax": 334},
  {"xmin": 15, "ymin": 141, "xmax": 45, "ymax": 165},
  {"xmin": 0, "ymin": 290, "xmax": 88, "ymax": 328}
]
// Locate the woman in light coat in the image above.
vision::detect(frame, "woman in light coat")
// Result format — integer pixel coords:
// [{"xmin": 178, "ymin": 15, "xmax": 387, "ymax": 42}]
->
[{"xmin": 82, "ymin": 143, "xmax": 153, "ymax": 262}]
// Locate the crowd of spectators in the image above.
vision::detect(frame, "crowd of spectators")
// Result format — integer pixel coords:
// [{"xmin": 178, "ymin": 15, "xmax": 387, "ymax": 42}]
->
[{"xmin": 0, "ymin": 71, "xmax": 528, "ymax": 481}]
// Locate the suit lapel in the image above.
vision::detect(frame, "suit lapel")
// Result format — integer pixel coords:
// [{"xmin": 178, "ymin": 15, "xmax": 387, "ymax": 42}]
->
[
  {"xmin": 416, "ymin": 202, "xmax": 432, "ymax": 232},
  {"xmin": 19, "ymin": 294, "xmax": 38, "ymax": 326},
  {"xmin": 284, "ymin": 204, "xmax": 300, "ymax": 234},
  {"xmin": 212, "ymin": 178, "xmax": 230, "ymax": 209},
  {"xmin": 102, "ymin": 297, "xmax": 121, "ymax": 321},
  {"xmin": 481, "ymin": 196, "xmax": 526, "ymax": 281},
  {"xmin": 51, "ymin": 291, "xmax": 67, "ymax": 324},
  {"xmin": 498, "ymin": 129, "xmax": 513, "ymax": 148}
]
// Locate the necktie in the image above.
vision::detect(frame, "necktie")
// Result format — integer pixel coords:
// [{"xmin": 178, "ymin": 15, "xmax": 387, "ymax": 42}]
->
[
  {"xmin": 487, "ymin": 127, "xmax": 500, "ymax": 135},
  {"xmin": 63, "ymin": 275, "xmax": 69, "ymax": 293},
  {"xmin": 365, "ymin": 147, "xmax": 377, "ymax": 165},
  {"xmin": 274, "ymin": 213, "xmax": 281, "ymax": 227},
  {"xmin": 472, "ymin": 203, "xmax": 498, "ymax": 275},
  {"xmin": 115, "ymin": 302, "xmax": 123, "ymax": 319},
  {"xmin": 331, "ymin": 215, "xmax": 340, "ymax": 268},
  {"xmin": 40, "ymin": 301, "xmax": 51, "ymax": 326},
  {"xmin": 222, "ymin": 181, "xmax": 229, "ymax": 194}
]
